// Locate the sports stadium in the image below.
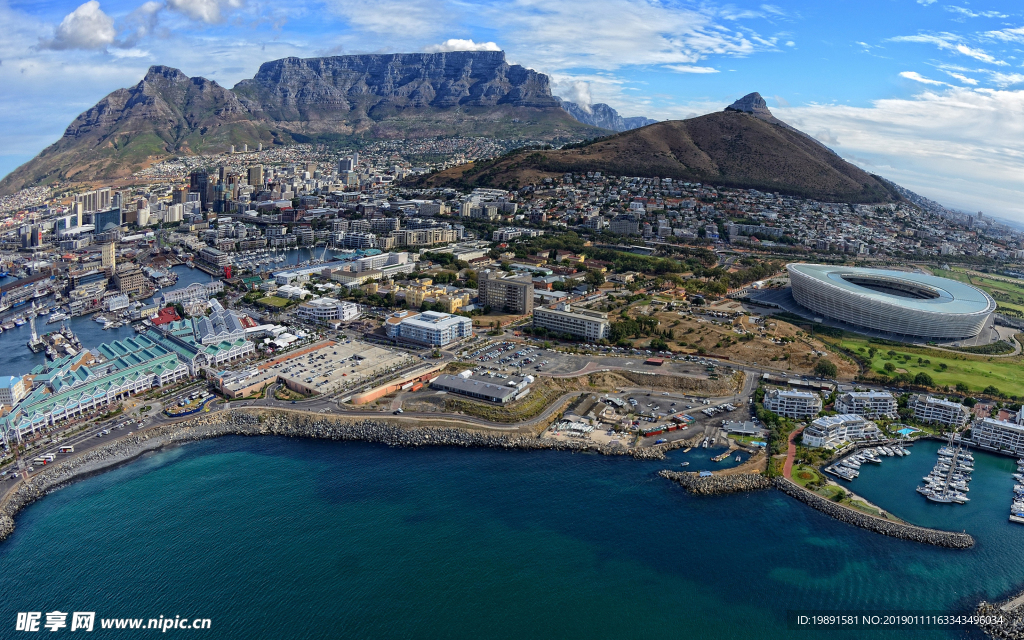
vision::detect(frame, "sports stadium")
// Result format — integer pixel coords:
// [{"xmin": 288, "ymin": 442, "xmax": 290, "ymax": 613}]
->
[{"xmin": 787, "ymin": 264, "xmax": 995, "ymax": 340}]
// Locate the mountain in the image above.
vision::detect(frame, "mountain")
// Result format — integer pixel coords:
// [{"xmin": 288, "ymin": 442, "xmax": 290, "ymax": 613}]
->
[
  {"xmin": 418, "ymin": 92, "xmax": 897, "ymax": 204},
  {"xmin": 556, "ymin": 100, "xmax": 657, "ymax": 132},
  {"xmin": 0, "ymin": 52, "xmax": 603, "ymax": 195}
]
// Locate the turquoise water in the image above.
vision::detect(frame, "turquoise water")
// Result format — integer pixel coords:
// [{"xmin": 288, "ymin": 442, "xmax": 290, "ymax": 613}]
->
[{"xmin": 0, "ymin": 437, "xmax": 1016, "ymax": 638}]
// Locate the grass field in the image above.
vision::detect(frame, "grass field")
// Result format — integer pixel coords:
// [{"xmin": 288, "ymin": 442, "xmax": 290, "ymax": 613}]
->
[
  {"xmin": 937, "ymin": 269, "xmax": 1024, "ymax": 317},
  {"xmin": 257, "ymin": 296, "xmax": 290, "ymax": 308},
  {"xmin": 837, "ymin": 335, "xmax": 1024, "ymax": 396}
]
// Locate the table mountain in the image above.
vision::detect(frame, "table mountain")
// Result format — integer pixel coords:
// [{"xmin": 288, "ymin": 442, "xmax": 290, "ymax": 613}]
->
[
  {"xmin": 418, "ymin": 92, "xmax": 897, "ymax": 204},
  {"xmin": 0, "ymin": 52, "xmax": 602, "ymax": 194}
]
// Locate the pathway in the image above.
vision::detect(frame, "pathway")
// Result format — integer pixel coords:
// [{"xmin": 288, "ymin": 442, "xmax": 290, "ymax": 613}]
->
[{"xmin": 783, "ymin": 426, "xmax": 804, "ymax": 479}]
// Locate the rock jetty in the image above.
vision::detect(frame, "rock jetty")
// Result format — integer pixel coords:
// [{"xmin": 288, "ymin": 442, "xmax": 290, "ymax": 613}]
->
[
  {"xmin": 773, "ymin": 477, "xmax": 974, "ymax": 549},
  {"xmin": 659, "ymin": 470, "xmax": 771, "ymax": 495}
]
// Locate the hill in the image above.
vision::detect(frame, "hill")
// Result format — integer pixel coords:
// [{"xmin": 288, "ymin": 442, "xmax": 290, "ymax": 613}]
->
[
  {"xmin": 418, "ymin": 93, "xmax": 897, "ymax": 204},
  {"xmin": 0, "ymin": 52, "xmax": 603, "ymax": 195}
]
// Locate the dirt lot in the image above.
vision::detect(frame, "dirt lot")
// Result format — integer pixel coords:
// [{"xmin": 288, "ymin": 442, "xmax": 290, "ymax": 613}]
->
[{"xmin": 639, "ymin": 308, "xmax": 858, "ymax": 379}]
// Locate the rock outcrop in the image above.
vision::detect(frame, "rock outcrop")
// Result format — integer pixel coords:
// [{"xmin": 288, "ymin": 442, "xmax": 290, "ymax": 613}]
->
[{"xmin": 557, "ymin": 100, "xmax": 657, "ymax": 132}]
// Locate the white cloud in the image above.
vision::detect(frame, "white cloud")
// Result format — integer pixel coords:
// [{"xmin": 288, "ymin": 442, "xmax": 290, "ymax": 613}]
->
[
  {"xmin": 984, "ymin": 26, "xmax": 1024, "ymax": 44},
  {"xmin": 665, "ymin": 65, "xmax": 720, "ymax": 73},
  {"xmin": 986, "ymin": 72, "xmax": 1024, "ymax": 87},
  {"xmin": 40, "ymin": 1, "xmax": 116, "ymax": 51},
  {"xmin": 328, "ymin": 0, "xmax": 442, "ymax": 37},
  {"xmin": 891, "ymin": 33, "xmax": 1007, "ymax": 66},
  {"xmin": 944, "ymin": 71, "xmax": 979, "ymax": 85},
  {"xmin": 900, "ymin": 71, "xmax": 950, "ymax": 86},
  {"xmin": 917, "ymin": 0, "xmax": 937, "ymax": 4},
  {"xmin": 775, "ymin": 87, "xmax": 1024, "ymax": 219},
  {"xmin": 165, "ymin": 0, "xmax": 244, "ymax": 24},
  {"xmin": 945, "ymin": 6, "xmax": 1007, "ymax": 19},
  {"xmin": 552, "ymin": 79, "xmax": 593, "ymax": 109},
  {"xmin": 424, "ymin": 39, "xmax": 501, "ymax": 53},
  {"xmin": 955, "ymin": 43, "xmax": 1007, "ymax": 65}
]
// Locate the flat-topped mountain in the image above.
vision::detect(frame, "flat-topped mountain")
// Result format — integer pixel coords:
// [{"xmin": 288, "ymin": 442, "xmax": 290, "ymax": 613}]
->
[
  {"xmin": 419, "ymin": 93, "xmax": 897, "ymax": 204},
  {"xmin": 0, "ymin": 52, "xmax": 606, "ymax": 194}
]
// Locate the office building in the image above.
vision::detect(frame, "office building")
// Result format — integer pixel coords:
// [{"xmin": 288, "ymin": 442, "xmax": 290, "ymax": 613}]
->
[
  {"xmin": 384, "ymin": 310, "xmax": 473, "ymax": 346},
  {"xmin": 112, "ymin": 264, "xmax": 146, "ymax": 296},
  {"xmin": 101, "ymin": 242, "xmax": 116, "ymax": 270},
  {"xmin": 295, "ymin": 298, "xmax": 361, "ymax": 324},
  {"xmin": 532, "ymin": 303, "xmax": 610, "ymax": 340}
]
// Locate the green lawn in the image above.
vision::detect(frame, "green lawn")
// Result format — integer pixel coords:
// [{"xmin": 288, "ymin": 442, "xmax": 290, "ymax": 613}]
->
[
  {"xmin": 257, "ymin": 296, "xmax": 290, "ymax": 308},
  {"xmin": 938, "ymin": 270, "xmax": 1024, "ymax": 316},
  {"xmin": 838, "ymin": 336, "xmax": 1024, "ymax": 396}
]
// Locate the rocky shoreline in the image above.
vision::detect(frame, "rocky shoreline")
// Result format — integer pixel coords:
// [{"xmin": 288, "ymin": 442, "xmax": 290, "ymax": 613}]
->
[
  {"xmin": 773, "ymin": 477, "xmax": 974, "ymax": 549},
  {"xmin": 976, "ymin": 596, "xmax": 1024, "ymax": 639},
  {"xmin": 0, "ymin": 410, "xmax": 700, "ymax": 543},
  {"xmin": 659, "ymin": 469, "xmax": 771, "ymax": 495}
]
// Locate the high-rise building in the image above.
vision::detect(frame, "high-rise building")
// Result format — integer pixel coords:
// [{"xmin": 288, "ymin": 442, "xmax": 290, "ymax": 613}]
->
[
  {"xmin": 75, "ymin": 188, "xmax": 111, "ymax": 214},
  {"xmin": 248, "ymin": 165, "xmax": 263, "ymax": 187},
  {"xmin": 338, "ymin": 158, "xmax": 354, "ymax": 172},
  {"xmin": 93, "ymin": 208, "xmax": 122, "ymax": 233},
  {"xmin": 172, "ymin": 186, "xmax": 188, "ymax": 204},
  {"xmin": 101, "ymin": 242, "xmax": 116, "ymax": 270},
  {"xmin": 190, "ymin": 169, "xmax": 210, "ymax": 210}
]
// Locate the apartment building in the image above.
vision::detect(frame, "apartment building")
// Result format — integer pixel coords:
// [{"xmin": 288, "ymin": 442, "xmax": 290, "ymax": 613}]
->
[
  {"xmin": 802, "ymin": 414, "xmax": 880, "ymax": 448},
  {"xmin": 385, "ymin": 310, "xmax": 473, "ymax": 346},
  {"xmin": 972, "ymin": 417, "xmax": 1024, "ymax": 455},
  {"xmin": 296, "ymin": 298, "xmax": 361, "ymax": 323},
  {"xmin": 834, "ymin": 390, "xmax": 898, "ymax": 419},
  {"xmin": 762, "ymin": 389, "xmax": 822, "ymax": 419},
  {"xmin": 478, "ymin": 271, "xmax": 534, "ymax": 314},
  {"xmin": 909, "ymin": 394, "xmax": 971, "ymax": 428}
]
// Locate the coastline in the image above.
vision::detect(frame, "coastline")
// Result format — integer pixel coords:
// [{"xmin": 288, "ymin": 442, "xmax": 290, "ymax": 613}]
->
[{"xmin": 0, "ymin": 408, "xmax": 702, "ymax": 543}]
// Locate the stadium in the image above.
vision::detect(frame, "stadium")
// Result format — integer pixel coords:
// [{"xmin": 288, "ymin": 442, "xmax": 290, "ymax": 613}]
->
[{"xmin": 787, "ymin": 264, "xmax": 995, "ymax": 340}]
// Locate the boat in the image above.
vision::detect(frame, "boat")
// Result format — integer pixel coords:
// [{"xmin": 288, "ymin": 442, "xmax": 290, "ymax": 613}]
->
[
  {"xmin": 925, "ymin": 492, "xmax": 956, "ymax": 503},
  {"xmin": 46, "ymin": 312, "xmax": 68, "ymax": 324},
  {"xmin": 680, "ymin": 462, "xmax": 689, "ymax": 467},
  {"xmin": 2, "ymin": 321, "xmax": 14, "ymax": 330},
  {"xmin": 12, "ymin": 317, "xmax": 25, "ymax": 326},
  {"xmin": 94, "ymin": 315, "xmax": 107, "ymax": 323},
  {"xmin": 893, "ymin": 448, "xmax": 905, "ymax": 457}
]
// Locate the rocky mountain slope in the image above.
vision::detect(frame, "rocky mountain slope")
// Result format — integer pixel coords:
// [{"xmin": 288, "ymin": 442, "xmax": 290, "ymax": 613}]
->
[
  {"xmin": 419, "ymin": 93, "xmax": 897, "ymax": 204},
  {"xmin": 0, "ymin": 52, "xmax": 602, "ymax": 194},
  {"xmin": 556, "ymin": 100, "xmax": 657, "ymax": 132}
]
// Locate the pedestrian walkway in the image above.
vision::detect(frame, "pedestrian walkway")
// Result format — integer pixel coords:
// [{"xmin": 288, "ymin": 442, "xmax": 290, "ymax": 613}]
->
[{"xmin": 783, "ymin": 426, "xmax": 804, "ymax": 479}]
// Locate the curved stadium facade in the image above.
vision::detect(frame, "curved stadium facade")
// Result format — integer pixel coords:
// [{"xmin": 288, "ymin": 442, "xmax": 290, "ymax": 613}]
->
[{"xmin": 787, "ymin": 264, "xmax": 995, "ymax": 340}]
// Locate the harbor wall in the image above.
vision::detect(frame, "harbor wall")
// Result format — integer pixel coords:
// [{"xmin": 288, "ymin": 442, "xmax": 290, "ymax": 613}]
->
[
  {"xmin": 773, "ymin": 477, "xmax": 975, "ymax": 549},
  {"xmin": 659, "ymin": 470, "xmax": 770, "ymax": 495}
]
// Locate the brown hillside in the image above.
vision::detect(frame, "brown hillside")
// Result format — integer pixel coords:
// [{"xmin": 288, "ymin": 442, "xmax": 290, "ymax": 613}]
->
[{"xmin": 421, "ymin": 98, "xmax": 897, "ymax": 204}]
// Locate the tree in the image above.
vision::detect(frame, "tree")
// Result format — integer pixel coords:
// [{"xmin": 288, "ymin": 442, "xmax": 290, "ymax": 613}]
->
[
  {"xmin": 914, "ymin": 372, "xmax": 933, "ymax": 387},
  {"xmin": 650, "ymin": 337, "xmax": 668, "ymax": 351},
  {"xmin": 584, "ymin": 269, "xmax": 604, "ymax": 287},
  {"xmin": 814, "ymin": 359, "xmax": 838, "ymax": 378},
  {"xmin": 956, "ymin": 382, "xmax": 969, "ymax": 393},
  {"xmin": 884, "ymin": 362, "xmax": 896, "ymax": 373}
]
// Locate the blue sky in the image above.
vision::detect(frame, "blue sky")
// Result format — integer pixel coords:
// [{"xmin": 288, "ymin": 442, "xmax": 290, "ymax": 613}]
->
[{"xmin": 3, "ymin": 0, "xmax": 1024, "ymax": 218}]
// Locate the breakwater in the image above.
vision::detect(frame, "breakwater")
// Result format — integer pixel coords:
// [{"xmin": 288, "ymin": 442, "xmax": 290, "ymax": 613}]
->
[
  {"xmin": 0, "ymin": 410, "xmax": 698, "ymax": 543},
  {"xmin": 659, "ymin": 469, "xmax": 770, "ymax": 495},
  {"xmin": 975, "ymin": 596, "xmax": 1024, "ymax": 639},
  {"xmin": 773, "ymin": 477, "xmax": 974, "ymax": 549}
]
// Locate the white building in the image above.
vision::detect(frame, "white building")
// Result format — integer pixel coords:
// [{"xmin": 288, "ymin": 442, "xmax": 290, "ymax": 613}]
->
[
  {"xmin": 532, "ymin": 303, "xmax": 610, "ymax": 340},
  {"xmin": 802, "ymin": 414, "xmax": 880, "ymax": 448},
  {"xmin": 835, "ymin": 390, "xmax": 897, "ymax": 419},
  {"xmin": 159, "ymin": 281, "xmax": 225, "ymax": 306},
  {"xmin": 104, "ymin": 294, "xmax": 130, "ymax": 312},
  {"xmin": 762, "ymin": 389, "xmax": 822, "ymax": 419},
  {"xmin": 910, "ymin": 394, "xmax": 971, "ymax": 428},
  {"xmin": 0, "ymin": 376, "xmax": 27, "ymax": 408},
  {"xmin": 295, "ymin": 298, "xmax": 361, "ymax": 323},
  {"xmin": 384, "ymin": 310, "xmax": 473, "ymax": 346},
  {"xmin": 972, "ymin": 417, "xmax": 1024, "ymax": 455},
  {"xmin": 354, "ymin": 252, "xmax": 409, "ymax": 272}
]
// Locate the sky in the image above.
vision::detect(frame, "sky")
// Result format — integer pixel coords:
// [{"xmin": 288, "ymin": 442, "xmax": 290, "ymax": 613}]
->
[{"xmin": 2, "ymin": 0, "xmax": 1024, "ymax": 219}]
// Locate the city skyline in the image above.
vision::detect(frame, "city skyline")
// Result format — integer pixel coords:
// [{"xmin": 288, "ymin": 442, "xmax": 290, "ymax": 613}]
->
[{"xmin": 2, "ymin": 0, "xmax": 1024, "ymax": 218}]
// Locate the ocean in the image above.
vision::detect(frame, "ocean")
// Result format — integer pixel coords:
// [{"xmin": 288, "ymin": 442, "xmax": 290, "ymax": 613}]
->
[{"xmin": 0, "ymin": 436, "xmax": 1015, "ymax": 638}]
